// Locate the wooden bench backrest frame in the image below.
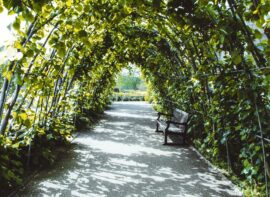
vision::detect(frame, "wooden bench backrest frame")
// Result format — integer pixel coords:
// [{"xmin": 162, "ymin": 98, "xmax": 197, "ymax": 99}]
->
[{"xmin": 172, "ymin": 108, "xmax": 189, "ymax": 124}]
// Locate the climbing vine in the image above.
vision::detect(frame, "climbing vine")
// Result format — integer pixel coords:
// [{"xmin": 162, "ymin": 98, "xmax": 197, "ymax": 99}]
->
[{"xmin": 0, "ymin": 0, "xmax": 269, "ymax": 195}]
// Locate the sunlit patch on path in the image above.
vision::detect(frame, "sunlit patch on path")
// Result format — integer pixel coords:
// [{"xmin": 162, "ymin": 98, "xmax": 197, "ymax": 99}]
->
[{"xmin": 15, "ymin": 102, "xmax": 242, "ymax": 197}]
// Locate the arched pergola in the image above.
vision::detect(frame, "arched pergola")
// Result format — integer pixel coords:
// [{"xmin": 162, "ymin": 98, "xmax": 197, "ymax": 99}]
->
[{"xmin": 0, "ymin": 0, "xmax": 269, "ymax": 195}]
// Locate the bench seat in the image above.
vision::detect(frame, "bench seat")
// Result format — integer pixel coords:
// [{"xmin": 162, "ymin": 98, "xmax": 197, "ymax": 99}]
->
[{"xmin": 157, "ymin": 120, "xmax": 185, "ymax": 133}]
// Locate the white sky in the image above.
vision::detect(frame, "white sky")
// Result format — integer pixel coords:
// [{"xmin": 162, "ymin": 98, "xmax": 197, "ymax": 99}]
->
[
  {"xmin": 0, "ymin": 9, "xmax": 20, "ymax": 62},
  {"xmin": 0, "ymin": 9, "xmax": 15, "ymax": 45},
  {"xmin": 121, "ymin": 63, "xmax": 141, "ymax": 77}
]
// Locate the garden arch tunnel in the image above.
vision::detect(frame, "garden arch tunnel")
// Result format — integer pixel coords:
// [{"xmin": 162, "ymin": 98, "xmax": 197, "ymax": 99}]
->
[{"xmin": 0, "ymin": 0, "xmax": 269, "ymax": 195}]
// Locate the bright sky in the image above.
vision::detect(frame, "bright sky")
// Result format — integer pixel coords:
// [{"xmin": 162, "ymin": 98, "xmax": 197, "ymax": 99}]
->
[
  {"xmin": 0, "ymin": 9, "xmax": 20, "ymax": 62},
  {"xmin": 0, "ymin": 9, "xmax": 15, "ymax": 45},
  {"xmin": 121, "ymin": 63, "xmax": 141, "ymax": 77}
]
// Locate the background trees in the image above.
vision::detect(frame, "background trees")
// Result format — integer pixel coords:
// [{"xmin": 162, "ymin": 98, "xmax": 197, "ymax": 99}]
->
[{"xmin": 115, "ymin": 67, "xmax": 146, "ymax": 91}]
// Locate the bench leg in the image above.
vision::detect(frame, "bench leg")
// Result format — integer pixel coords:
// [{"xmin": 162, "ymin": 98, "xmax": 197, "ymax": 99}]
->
[
  {"xmin": 156, "ymin": 122, "xmax": 160, "ymax": 132},
  {"xmin": 163, "ymin": 132, "xmax": 168, "ymax": 145},
  {"xmin": 182, "ymin": 134, "xmax": 187, "ymax": 145}
]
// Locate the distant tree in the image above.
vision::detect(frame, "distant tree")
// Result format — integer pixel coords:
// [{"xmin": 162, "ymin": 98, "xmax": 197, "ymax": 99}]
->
[{"xmin": 117, "ymin": 75, "xmax": 142, "ymax": 90}]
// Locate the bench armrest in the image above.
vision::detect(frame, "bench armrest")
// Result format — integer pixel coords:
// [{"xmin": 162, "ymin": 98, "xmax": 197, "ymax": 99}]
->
[
  {"xmin": 165, "ymin": 121, "xmax": 188, "ymax": 133},
  {"xmin": 158, "ymin": 112, "xmax": 173, "ymax": 116},
  {"xmin": 157, "ymin": 112, "xmax": 173, "ymax": 121}
]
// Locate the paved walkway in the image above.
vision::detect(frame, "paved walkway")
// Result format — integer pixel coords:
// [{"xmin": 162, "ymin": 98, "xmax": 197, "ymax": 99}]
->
[{"xmin": 15, "ymin": 102, "xmax": 242, "ymax": 197}]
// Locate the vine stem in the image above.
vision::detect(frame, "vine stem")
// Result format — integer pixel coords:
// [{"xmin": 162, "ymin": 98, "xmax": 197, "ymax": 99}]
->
[
  {"xmin": 254, "ymin": 100, "xmax": 269, "ymax": 197},
  {"xmin": 0, "ymin": 23, "xmax": 59, "ymax": 135}
]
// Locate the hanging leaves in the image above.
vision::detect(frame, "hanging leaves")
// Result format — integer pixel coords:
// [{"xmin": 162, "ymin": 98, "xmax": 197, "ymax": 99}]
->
[{"xmin": 12, "ymin": 17, "xmax": 21, "ymax": 31}]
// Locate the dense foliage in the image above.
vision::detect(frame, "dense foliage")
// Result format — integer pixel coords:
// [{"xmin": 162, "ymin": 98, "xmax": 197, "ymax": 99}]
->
[{"xmin": 0, "ymin": 0, "xmax": 269, "ymax": 195}]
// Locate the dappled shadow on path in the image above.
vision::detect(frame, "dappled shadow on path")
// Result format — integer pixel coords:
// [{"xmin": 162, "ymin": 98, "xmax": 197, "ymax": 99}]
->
[{"xmin": 15, "ymin": 102, "xmax": 242, "ymax": 197}]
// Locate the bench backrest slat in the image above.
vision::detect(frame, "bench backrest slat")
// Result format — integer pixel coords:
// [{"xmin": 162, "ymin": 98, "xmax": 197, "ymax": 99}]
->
[{"xmin": 172, "ymin": 108, "xmax": 189, "ymax": 123}]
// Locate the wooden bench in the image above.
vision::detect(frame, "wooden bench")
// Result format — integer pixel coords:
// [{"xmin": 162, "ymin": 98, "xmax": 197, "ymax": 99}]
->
[{"xmin": 156, "ymin": 108, "xmax": 190, "ymax": 145}]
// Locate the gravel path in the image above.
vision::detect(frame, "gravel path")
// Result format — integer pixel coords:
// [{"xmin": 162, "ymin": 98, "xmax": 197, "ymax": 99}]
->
[{"xmin": 15, "ymin": 102, "xmax": 242, "ymax": 197}]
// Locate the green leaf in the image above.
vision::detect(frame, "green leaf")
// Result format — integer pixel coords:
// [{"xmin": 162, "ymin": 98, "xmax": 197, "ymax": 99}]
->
[
  {"xmin": 19, "ymin": 113, "xmax": 27, "ymax": 120},
  {"xmin": 15, "ymin": 73, "xmax": 23, "ymax": 85},
  {"xmin": 78, "ymin": 30, "xmax": 88, "ymax": 38},
  {"xmin": 66, "ymin": 0, "xmax": 72, "ymax": 7},
  {"xmin": 56, "ymin": 42, "xmax": 66, "ymax": 58},
  {"xmin": 12, "ymin": 18, "xmax": 21, "ymax": 30},
  {"xmin": 243, "ymin": 159, "xmax": 250, "ymax": 167},
  {"xmin": 0, "ymin": 0, "xmax": 4, "ymax": 13},
  {"xmin": 47, "ymin": 134, "xmax": 54, "ymax": 140},
  {"xmin": 3, "ymin": 70, "xmax": 13, "ymax": 81},
  {"xmin": 254, "ymin": 29, "xmax": 262, "ymax": 39},
  {"xmin": 22, "ymin": 9, "xmax": 34, "ymax": 22},
  {"xmin": 232, "ymin": 52, "xmax": 242, "ymax": 65},
  {"xmin": 58, "ymin": 47, "xmax": 66, "ymax": 58},
  {"xmin": 25, "ymin": 49, "xmax": 34, "ymax": 57}
]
